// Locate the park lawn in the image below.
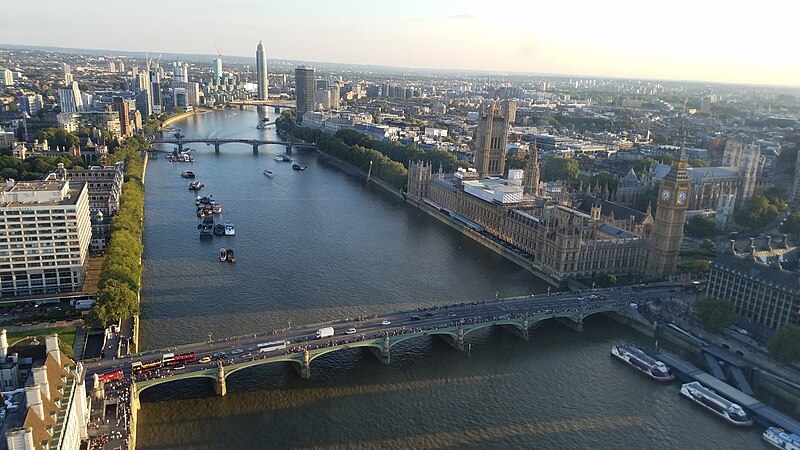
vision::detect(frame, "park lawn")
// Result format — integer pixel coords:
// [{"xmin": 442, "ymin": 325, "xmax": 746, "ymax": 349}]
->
[{"xmin": 7, "ymin": 326, "xmax": 77, "ymax": 359}]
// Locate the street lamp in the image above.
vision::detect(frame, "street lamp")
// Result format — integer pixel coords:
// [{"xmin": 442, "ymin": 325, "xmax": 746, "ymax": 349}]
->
[
  {"xmin": 208, "ymin": 332, "xmax": 212, "ymax": 344},
  {"xmin": 288, "ymin": 320, "xmax": 291, "ymax": 330}
]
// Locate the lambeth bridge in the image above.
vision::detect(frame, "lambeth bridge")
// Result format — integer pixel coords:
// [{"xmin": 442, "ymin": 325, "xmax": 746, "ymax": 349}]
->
[
  {"xmin": 150, "ymin": 136, "xmax": 316, "ymax": 154},
  {"xmin": 85, "ymin": 283, "xmax": 679, "ymax": 405}
]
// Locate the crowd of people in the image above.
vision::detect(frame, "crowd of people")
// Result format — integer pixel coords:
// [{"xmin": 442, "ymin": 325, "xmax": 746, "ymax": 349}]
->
[{"xmin": 88, "ymin": 376, "xmax": 133, "ymax": 449}]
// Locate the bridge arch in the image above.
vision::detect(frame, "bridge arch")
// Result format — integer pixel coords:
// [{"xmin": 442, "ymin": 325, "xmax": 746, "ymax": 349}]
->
[
  {"xmin": 223, "ymin": 353, "xmax": 304, "ymax": 379},
  {"xmin": 135, "ymin": 370, "xmax": 218, "ymax": 395},
  {"xmin": 306, "ymin": 340, "xmax": 383, "ymax": 363}
]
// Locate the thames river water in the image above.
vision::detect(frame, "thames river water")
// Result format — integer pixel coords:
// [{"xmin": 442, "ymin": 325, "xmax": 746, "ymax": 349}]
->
[{"xmin": 137, "ymin": 108, "xmax": 764, "ymax": 449}]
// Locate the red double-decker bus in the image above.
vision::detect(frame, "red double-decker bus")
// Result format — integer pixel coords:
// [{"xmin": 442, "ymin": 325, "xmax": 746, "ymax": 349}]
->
[
  {"xmin": 164, "ymin": 352, "xmax": 197, "ymax": 366},
  {"xmin": 97, "ymin": 369, "xmax": 124, "ymax": 383}
]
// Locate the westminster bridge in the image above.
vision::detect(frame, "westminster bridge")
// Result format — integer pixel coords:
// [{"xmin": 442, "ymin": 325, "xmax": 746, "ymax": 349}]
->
[
  {"xmin": 84, "ymin": 283, "xmax": 680, "ymax": 406},
  {"xmin": 150, "ymin": 136, "xmax": 316, "ymax": 154}
]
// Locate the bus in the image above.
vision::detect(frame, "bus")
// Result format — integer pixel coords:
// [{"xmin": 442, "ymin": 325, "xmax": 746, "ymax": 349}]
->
[
  {"xmin": 165, "ymin": 352, "xmax": 197, "ymax": 366},
  {"xmin": 257, "ymin": 341, "xmax": 287, "ymax": 353},
  {"xmin": 97, "ymin": 370, "xmax": 124, "ymax": 383},
  {"xmin": 132, "ymin": 359, "xmax": 162, "ymax": 374}
]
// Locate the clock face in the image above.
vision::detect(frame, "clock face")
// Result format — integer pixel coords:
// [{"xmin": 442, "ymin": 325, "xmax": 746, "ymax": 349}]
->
[
  {"xmin": 660, "ymin": 189, "xmax": 671, "ymax": 201},
  {"xmin": 677, "ymin": 191, "xmax": 687, "ymax": 204}
]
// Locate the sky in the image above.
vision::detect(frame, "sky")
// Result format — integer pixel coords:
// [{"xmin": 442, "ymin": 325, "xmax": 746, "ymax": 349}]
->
[{"xmin": 3, "ymin": 0, "xmax": 799, "ymax": 86}]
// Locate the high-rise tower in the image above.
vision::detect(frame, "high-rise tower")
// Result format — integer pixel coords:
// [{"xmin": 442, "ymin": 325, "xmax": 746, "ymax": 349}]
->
[
  {"xmin": 213, "ymin": 58, "xmax": 223, "ymax": 85},
  {"xmin": 647, "ymin": 144, "xmax": 690, "ymax": 278},
  {"xmin": 474, "ymin": 102, "xmax": 511, "ymax": 178},
  {"xmin": 256, "ymin": 41, "xmax": 268, "ymax": 100},
  {"xmin": 295, "ymin": 66, "xmax": 315, "ymax": 123}
]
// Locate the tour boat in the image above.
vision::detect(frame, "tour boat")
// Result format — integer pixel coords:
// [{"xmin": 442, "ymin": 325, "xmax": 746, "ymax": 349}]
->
[
  {"xmin": 263, "ymin": 170, "xmax": 273, "ymax": 177},
  {"xmin": 224, "ymin": 221, "xmax": 235, "ymax": 236},
  {"xmin": 181, "ymin": 170, "xmax": 195, "ymax": 178},
  {"xmin": 763, "ymin": 427, "xmax": 800, "ymax": 450},
  {"xmin": 275, "ymin": 154, "xmax": 293, "ymax": 162},
  {"xmin": 611, "ymin": 344, "xmax": 674, "ymax": 381},
  {"xmin": 219, "ymin": 248, "xmax": 227, "ymax": 262},
  {"xmin": 679, "ymin": 382, "xmax": 753, "ymax": 426},
  {"xmin": 212, "ymin": 203, "xmax": 222, "ymax": 214}
]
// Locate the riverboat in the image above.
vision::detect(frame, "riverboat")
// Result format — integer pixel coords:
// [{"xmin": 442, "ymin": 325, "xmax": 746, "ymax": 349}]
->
[
  {"xmin": 679, "ymin": 381, "xmax": 753, "ymax": 426},
  {"xmin": 225, "ymin": 248, "xmax": 236, "ymax": 263},
  {"xmin": 181, "ymin": 170, "xmax": 195, "ymax": 178},
  {"xmin": 292, "ymin": 163, "xmax": 306, "ymax": 171},
  {"xmin": 224, "ymin": 221, "xmax": 235, "ymax": 236},
  {"xmin": 263, "ymin": 170, "xmax": 273, "ymax": 177},
  {"xmin": 610, "ymin": 344, "xmax": 674, "ymax": 381},
  {"xmin": 275, "ymin": 154, "xmax": 293, "ymax": 162},
  {"xmin": 188, "ymin": 181, "xmax": 204, "ymax": 190},
  {"xmin": 212, "ymin": 203, "xmax": 222, "ymax": 214},
  {"xmin": 763, "ymin": 427, "xmax": 800, "ymax": 450}
]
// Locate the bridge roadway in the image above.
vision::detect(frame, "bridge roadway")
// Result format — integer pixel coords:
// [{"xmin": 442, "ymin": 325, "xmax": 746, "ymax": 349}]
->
[
  {"xmin": 84, "ymin": 283, "xmax": 680, "ymax": 398},
  {"xmin": 151, "ymin": 136, "xmax": 315, "ymax": 154}
]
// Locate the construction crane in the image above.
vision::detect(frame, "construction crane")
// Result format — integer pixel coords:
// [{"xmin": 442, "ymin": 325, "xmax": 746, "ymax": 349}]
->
[{"xmin": 213, "ymin": 43, "xmax": 222, "ymax": 59}]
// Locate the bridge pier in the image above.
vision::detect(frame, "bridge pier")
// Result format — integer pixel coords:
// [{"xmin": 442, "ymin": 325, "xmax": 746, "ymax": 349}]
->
[
  {"xmin": 252, "ymin": 144, "xmax": 259, "ymax": 154},
  {"xmin": 501, "ymin": 318, "xmax": 530, "ymax": 341},
  {"xmin": 286, "ymin": 145, "xmax": 292, "ymax": 154},
  {"xmin": 177, "ymin": 142, "xmax": 183, "ymax": 152},
  {"xmin": 293, "ymin": 349, "xmax": 311, "ymax": 379},
  {"xmin": 213, "ymin": 362, "xmax": 227, "ymax": 396},
  {"xmin": 369, "ymin": 335, "xmax": 391, "ymax": 364},
  {"xmin": 555, "ymin": 316, "xmax": 584, "ymax": 333},
  {"xmin": 214, "ymin": 142, "xmax": 220, "ymax": 154}
]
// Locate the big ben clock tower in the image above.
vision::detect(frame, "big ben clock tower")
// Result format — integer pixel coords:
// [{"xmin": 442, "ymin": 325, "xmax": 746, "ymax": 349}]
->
[{"xmin": 647, "ymin": 146, "xmax": 690, "ymax": 278}]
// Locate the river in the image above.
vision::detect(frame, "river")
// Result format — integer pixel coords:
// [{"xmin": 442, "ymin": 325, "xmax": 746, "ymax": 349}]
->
[{"xmin": 137, "ymin": 108, "xmax": 764, "ymax": 449}]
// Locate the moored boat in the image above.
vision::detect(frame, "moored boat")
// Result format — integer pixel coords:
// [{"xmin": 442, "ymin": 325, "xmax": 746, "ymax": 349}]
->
[
  {"xmin": 263, "ymin": 170, "xmax": 273, "ymax": 177},
  {"xmin": 292, "ymin": 163, "xmax": 306, "ymax": 171},
  {"xmin": 224, "ymin": 221, "xmax": 235, "ymax": 236},
  {"xmin": 219, "ymin": 248, "xmax": 227, "ymax": 262},
  {"xmin": 213, "ymin": 223, "xmax": 225, "ymax": 236},
  {"xmin": 225, "ymin": 248, "xmax": 236, "ymax": 263},
  {"xmin": 275, "ymin": 154, "xmax": 293, "ymax": 162},
  {"xmin": 188, "ymin": 181, "xmax": 204, "ymax": 190},
  {"xmin": 611, "ymin": 344, "xmax": 674, "ymax": 381},
  {"xmin": 679, "ymin": 381, "xmax": 753, "ymax": 426},
  {"xmin": 181, "ymin": 170, "xmax": 195, "ymax": 178},
  {"xmin": 763, "ymin": 427, "xmax": 800, "ymax": 450},
  {"xmin": 212, "ymin": 203, "xmax": 222, "ymax": 214}
]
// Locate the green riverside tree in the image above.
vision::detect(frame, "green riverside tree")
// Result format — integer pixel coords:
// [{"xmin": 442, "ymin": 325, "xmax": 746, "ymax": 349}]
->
[
  {"xmin": 693, "ymin": 297, "xmax": 735, "ymax": 334},
  {"xmin": 685, "ymin": 215, "xmax": 717, "ymax": 238},
  {"xmin": 93, "ymin": 279, "xmax": 140, "ymax": 325},
  {"xmin": 767, "ymin": 324, "xmax": 800, "ymax": 364}
]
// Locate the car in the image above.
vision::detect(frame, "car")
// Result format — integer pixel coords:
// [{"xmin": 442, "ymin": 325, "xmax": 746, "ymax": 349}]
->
[
  {"xmin": 247, "ymin": 346, "xmax": 257, "ymax": 352},
  {"xmin": 231, "ymin": 349, "xmax": 244, "ymax": 355},
  {"xmin": 381, "ymin": 320, "xmax": 391, "ymax": 326},
  {"xmin": 199, "ymin": 356, "xmax": 211, "ymax": 364},
  {"xmin": 424, "ymin": 311, "xmax": 434, "ymax": 316},
  {"xmin": 345, "ymin": 328, "xmax": 357, "ymax": 334},
  {"xmin": 410, "ymin": 315, "xmax": 421, "ymax": 321}
]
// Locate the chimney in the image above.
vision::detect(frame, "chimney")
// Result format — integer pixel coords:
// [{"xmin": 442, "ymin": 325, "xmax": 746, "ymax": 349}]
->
[
  {"xmin": 5, "ymin": 427, "xmax": 35, "ymax": 450},
  {"xmin": 32, "ymin": 366, "xmax": 50, "ymax": 401},
  {"xmin": 784, "ymin": 233, "xmax": 790, "ymax": 249},
  {"xmin": 0, "ymin": 329, "xmax": 7, "ymax": 359},
  {"xmin": 24, "ymin": 385, "xmax": 44, "ymax": 419},
  {"xmin": 45, "ymin": 334, "xmax": 61, "ymax": 366},
  {"xmin": 766, "ymin": 235, "xmax": 772, "ymax": 250},
  {"xmin": 729, "ymin": 240, "xmax": 737, "ymax": 254}
]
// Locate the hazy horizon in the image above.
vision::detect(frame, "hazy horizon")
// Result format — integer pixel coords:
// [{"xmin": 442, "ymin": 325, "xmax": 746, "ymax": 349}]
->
[{"xmin": 4, "ymin": 0, "xmax": 799, "ymax": 87}]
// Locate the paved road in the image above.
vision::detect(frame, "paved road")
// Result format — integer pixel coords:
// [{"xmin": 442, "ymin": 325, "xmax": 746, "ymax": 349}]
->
[{"xmin": 84, "ymin": 283, "xmax": 683, "ymax": 382}]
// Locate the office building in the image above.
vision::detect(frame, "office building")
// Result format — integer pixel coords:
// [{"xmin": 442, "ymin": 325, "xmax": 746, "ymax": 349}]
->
[
  {"xmin": 474, "ymin": 102, "xmax": 512, "ymax": 177},
  {"xmin": 58, "ymin": 82, "xmax": 83, "ymax": 114},
  {"xmin": 0, "ymin": 169, "xmax": 91, "ymax": 298},
  {"xmin": 66, "ymin": 164, "xmax": 124, "ymax": 252},
  {"xmin": 110, "ymin": 96, "xmax": 131, "ymax": 137},
  {"xmin": 172, "ymin": 62, "xmax": 188, "ymax": 84},
  {"xmin": 707, "ymin": 238, "xmax": 799, "ymax": 330},
  {"xmin": 295, "ymin": 66, "xmax": 315, "ymax": 123},
  {"xmin": 16, "ymin": 94, "xmax": 43, "ymax": 116},
  {"xmin": 256, "ymin": 41, "xmax": 268, "ymax": 100},
  {"xmin": 2, "ymin": 69, "xmax": 13, "ymax": 86},
  {"xmin": 4, "ymin": 333, "xmax": 89, "ymax": 450},
  {"xmin": 62, "ymin": 63, "xmax": 72, "ymax": 84},
  {"xmin": 213, "ymin": 58, "xmax": 223, "ymax": 84}
]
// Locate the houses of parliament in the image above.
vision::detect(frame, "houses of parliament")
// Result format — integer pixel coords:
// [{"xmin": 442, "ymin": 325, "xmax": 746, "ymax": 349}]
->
[{"xmin": 407, "ymin": 103, "xmax": 689, "ymax": 285}]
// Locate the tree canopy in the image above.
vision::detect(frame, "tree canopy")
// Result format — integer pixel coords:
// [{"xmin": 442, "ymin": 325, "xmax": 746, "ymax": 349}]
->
[
  {"xmin": 734, "ymin": 194, "xmax": 787, "ymax": 230},
  {"xmin": 767, "ymin": 324, "xmax": 800, "ymax": 364},
  {"xmin": 36, "ymin": 128, "xmax": 80, "ymax": 149},
  {"xmin": 779, "ymin": 210, "xmax": 800, "ymax": 237},
  {"xmin": 541, "ymin": 156, "xmax": 579, "ymax": 182},
  {"xmin": 692, "ymin": 297, "xmax": 735, "ymax": 334},
  {"xmin": 685, "ymin": 215, "xmax": 718, "ymax": 238},
  {"xmin": 93, "ymin": 279, "xmax": 140, "ymax": 325}
]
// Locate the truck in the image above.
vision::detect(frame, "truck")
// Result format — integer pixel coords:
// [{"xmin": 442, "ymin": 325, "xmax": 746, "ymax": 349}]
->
[{"xmin": 316, "ymin": 327, "xmax": 334, "ymax": 339}]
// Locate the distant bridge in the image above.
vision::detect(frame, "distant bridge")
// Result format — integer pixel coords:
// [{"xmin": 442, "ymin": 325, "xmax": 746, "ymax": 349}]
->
[
  {"xmin": 225, "ymin": 99, "xmax": 295, "ymax": 110},
  {"xmin": 150, "ymin": 136, "xmax": 316, "ymax": 154}
]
